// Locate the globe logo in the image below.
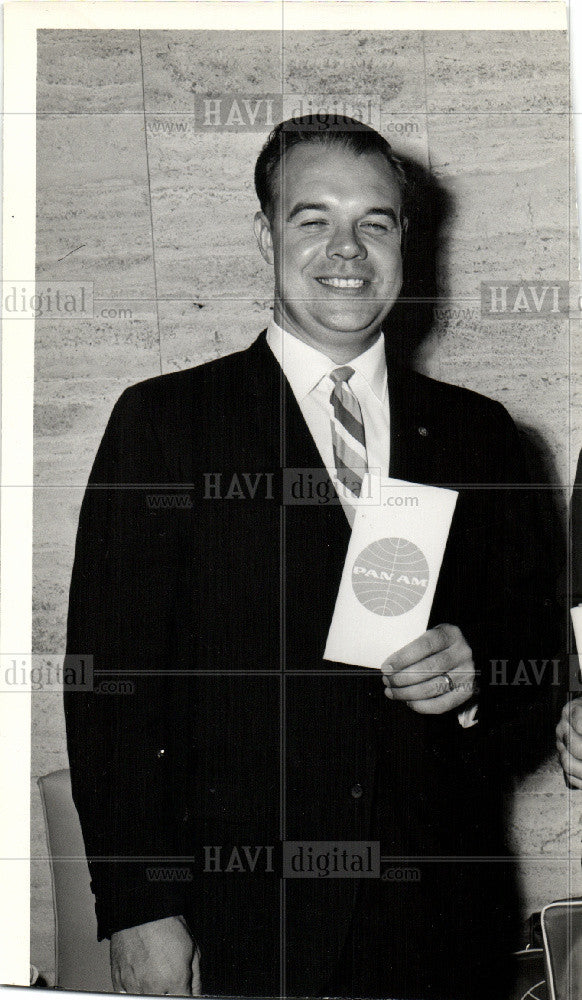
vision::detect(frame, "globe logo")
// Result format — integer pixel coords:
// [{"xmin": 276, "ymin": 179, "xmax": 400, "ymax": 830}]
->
[{"xmin": 352, "ymin": 538, "xmax": 430, "ymax": 617}]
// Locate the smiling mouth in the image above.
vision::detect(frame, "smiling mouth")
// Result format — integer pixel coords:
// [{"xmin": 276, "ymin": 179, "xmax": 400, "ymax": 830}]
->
[{"xmin": 316, "ymin": 277, "xmax": 367, "ymax": 289}]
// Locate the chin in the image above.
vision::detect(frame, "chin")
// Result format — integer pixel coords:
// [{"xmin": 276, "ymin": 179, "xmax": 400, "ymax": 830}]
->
[{"xmin": 316, "ymin": 313, "xmax": 379, "ymax": 335}]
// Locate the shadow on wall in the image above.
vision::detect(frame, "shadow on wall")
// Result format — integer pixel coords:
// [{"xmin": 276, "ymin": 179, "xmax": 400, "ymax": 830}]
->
[
  {"xmin": 383, "ymin": 153, "xmax": 453, "ymax": 366},
  {"xmin": 385, "ymin": 153, "xmax": 568, "ymax": 777}
]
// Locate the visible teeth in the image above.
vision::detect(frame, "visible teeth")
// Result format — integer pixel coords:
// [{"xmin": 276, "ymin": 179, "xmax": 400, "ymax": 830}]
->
[{"xmin": 318, "ymin": 277, "xmax": 365, "ymax": 288}]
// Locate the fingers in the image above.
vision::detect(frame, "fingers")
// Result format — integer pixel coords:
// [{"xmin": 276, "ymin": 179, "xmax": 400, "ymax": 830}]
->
[
  {"xmin": 111, "ymin": 944, "xmax": 136, "ymax": 994},
  {"xmin": 557, "ymin": 700, "xmax": 582, "ymax": 788},
  {"xmin": 384, "ymin": 667, "xmax": 475, "ymax": 713},
  {"xmin": 113, "ymin": 967, "xmax": 191, "ymax": 995},
  {"xmin": 381, "ymin": 625, "xmax": 475, "ymax": 714},
  {"xmin": 191, "ymin": 946, "xmax": 202, "ymax": 996},
  {"xmin": 398, "ymin": 687, "xmax": 471, "ymax": 714},
  {"xmin": 562, "ymin": 719, "xmax": 582, "ymax": 761},
  {"xmin": 136, "ymin": 974, "xmax": 192, "ymax": 995},
  {"xmin": 110, "ymin": 917, "xmax": 194, "ymax": 996},
  {"xmin": 386, "ymin": 663, "xmax": 475, "ymax": 703},
  {"xmin": 382, "ymin": 624, "xmax": 463, "ymax": 676},
  {"xmin": 557, "ymin": 742, "xmax": 582, "ymax": 788},
  {"xmin": 384, "ymin": 637, "xmax": 473, "ymax": 690},
  {"xmin": 568, "ymin": 699, "xmax": 582, "ymax": 736},
  {"xmin": 111, "ymin": 960, "xmax": 124, "ymax": 993},
  {"xmin": 111, "ymin": 961, "xmax": 137, "ymax": 994}
]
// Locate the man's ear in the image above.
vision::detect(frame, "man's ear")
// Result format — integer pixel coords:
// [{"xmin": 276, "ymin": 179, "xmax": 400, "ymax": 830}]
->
[{"xmin": 254, "ymin": 210, "xmax": 274, "ymax": 265}]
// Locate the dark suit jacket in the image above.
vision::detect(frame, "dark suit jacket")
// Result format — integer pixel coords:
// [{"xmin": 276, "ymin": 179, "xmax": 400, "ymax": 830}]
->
[{"xmin": 65, "ymin": 331, "xmax": 561, "ymax": 999}]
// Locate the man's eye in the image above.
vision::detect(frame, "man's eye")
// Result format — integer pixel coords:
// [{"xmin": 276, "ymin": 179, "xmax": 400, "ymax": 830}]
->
[
  {"xmin": 361, "ymin": 221, "xmax": 393, "ymax": 232},
  {"xmin": 300, "ymin": 219, "xmax": 327, "ymax": 228}
]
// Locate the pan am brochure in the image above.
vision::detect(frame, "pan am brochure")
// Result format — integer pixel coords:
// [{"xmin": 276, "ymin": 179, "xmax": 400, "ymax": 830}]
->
[{"xmin": 324, "ymin": 476, "xmax": 459, "ymax": 669}]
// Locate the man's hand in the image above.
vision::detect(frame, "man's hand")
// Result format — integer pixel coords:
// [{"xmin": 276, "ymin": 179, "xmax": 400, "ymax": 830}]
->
[
  {"xmin": 110, "ymin": 915, "xmax": 201, "ymax": 995},
  {"xmin": 556, "ymin": 698, "xmax": 582, "ymax": 788},
  {"xmin": 381, "ymin": 623, "xmax": 475, "ymax": 715}
]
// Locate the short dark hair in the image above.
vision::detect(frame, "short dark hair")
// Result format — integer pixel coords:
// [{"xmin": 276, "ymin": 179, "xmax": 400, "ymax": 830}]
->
[{"xmin": 254, "ymin": 114, "xmax": 408, "ymax": 222}]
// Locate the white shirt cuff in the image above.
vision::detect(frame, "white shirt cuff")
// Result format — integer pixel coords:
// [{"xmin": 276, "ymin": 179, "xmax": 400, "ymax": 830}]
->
[{"xmin": 457, "ymin": 704, "xmax": 479, "ymax": 728}]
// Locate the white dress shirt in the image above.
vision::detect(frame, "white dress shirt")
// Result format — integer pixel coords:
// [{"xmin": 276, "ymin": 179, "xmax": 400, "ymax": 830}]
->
[
  {"xmin": 266, "ymin": 318, "xmax": 478, "ymax": 729},
  {"xmin": 266, "ymin": 319, "xmax": 390, "ymax": 505}
]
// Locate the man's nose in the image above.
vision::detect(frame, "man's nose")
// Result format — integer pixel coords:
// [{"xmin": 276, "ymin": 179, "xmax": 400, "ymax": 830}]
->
[{"xmin": 325, "ymin": 225, "xmax": 367, "ymax": 260}]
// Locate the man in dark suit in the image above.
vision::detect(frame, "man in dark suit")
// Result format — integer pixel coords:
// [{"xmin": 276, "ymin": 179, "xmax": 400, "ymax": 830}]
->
[{"xmin": 65, "ymin": 115, "xmax": 560, "ymax": 999}]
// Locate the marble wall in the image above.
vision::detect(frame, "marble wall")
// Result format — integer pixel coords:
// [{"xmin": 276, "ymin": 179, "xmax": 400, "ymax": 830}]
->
[{"xmin": 32, "ymin": 28, "xmax": 580, "ymax": 983}]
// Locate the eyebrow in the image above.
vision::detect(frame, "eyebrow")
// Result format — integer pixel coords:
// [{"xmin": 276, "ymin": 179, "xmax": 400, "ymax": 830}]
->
[
  {"xmin": 286, "ymin": 202, "xmax": 399, "ymax": 225},
  {"xmin": 286, "ymin": 202, "xmax": 328, "ymax": 222},
  {"xmin": 365, "ymin": 208, "xmax": 399, "ymax": 225}
]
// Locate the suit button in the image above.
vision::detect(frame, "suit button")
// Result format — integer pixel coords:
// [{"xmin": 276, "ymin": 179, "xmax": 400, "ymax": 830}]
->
[
  {"xmin": 156, "ymin": 748, "xmax": 166, "ymax": 759},
  {"xmin": 351, "ymin": 783, "xmax": 363, "ymax": 799}
]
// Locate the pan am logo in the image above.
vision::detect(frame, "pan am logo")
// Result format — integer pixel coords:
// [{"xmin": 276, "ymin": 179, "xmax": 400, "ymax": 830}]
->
[{"xmin": 352, "ymin": 538, "xmax": 430, "ymax": 617}]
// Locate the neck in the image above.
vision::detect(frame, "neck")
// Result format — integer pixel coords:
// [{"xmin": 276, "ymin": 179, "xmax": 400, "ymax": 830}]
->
[{"xmin": 273, "ymin": 305, "xmax": 382, "ymax": 364}]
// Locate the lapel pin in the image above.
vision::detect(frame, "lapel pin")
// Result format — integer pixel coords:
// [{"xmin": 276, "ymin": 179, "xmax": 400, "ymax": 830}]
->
[{"xmin": 418, "ymin": 426, "xmax": 428, "ymax": 437}]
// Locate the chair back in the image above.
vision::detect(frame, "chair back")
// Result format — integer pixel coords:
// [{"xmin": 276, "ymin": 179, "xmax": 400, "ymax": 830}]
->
[
  {"xmin": 541, "ymin": 899, "xmax": 582, "ymax": 1000},
  {"xmin": 38, "ymin": 768, "xmax": 112, "ymax": 991}
]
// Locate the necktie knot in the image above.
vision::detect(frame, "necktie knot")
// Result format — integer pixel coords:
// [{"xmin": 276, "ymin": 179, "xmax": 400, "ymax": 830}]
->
[{"xmin": 330, "ymin": 366, "xmax": 355, "ymax": 386}]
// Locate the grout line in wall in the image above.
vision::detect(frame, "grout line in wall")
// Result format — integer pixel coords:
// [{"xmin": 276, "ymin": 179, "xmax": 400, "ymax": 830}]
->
[{"xmin": 138, "ymin": 31, "xmax": 164, "ymax": 377}]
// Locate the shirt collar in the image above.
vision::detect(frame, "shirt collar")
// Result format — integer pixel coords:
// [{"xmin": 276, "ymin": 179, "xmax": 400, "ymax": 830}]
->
[{"xmin": 266, "ymin": 318, "xmax": 387, "ymax": 404}]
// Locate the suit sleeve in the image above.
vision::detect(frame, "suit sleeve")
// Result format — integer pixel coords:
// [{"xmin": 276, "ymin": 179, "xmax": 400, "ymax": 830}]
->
[
  {"xmin": 64, "ymin": 385, "xmax": 195, "ymax": 940},
  {"xmin": 454, "ymin": 398, "xmax": 565, "ymax": 770}
]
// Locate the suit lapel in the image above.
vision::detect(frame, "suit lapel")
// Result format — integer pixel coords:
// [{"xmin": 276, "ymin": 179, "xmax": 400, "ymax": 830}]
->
[
  {"xmin": 243, "ymin": 330, "xmax": 332, "ymax": 470},
  {"xmin": 246, "ymin": 330, "xmax": 350, "ymax": 526},
  {"xmin": 245, "ymin": 332, "xmax": 352, "ymax": 654},
  {"xmin": 387, "ymin": 359, "xmax": 438, "ymax": 485}
]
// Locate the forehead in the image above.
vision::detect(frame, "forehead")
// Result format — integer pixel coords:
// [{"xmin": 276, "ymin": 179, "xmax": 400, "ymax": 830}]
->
[{"xmin": 272, "ymin": 141, "xmax": 402, "ymax": 211}]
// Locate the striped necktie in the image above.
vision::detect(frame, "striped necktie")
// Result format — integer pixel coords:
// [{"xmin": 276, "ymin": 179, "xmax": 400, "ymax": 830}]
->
[{"xmin": 329, "ymin": 366, "xmax": 368, "ymax": 520}]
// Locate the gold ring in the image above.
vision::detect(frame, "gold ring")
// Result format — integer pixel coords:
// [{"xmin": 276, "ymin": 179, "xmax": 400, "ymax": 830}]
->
[{"xmin": 442, "ymin": 672, "xmax": 455, "ymax": 693}]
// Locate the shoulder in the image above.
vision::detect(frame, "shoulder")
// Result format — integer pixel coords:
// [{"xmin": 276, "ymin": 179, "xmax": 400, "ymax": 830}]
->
[
  {"xmin": 123, "ymin": 342, "xmax": 257, "ymax": 407},
  {"xmin": 110, "ymin": 337, "xmax": 263, "ymax": 428},
  {"xmin": 402, "ymin": 365, "xmax": 515, "ymax": 431}
]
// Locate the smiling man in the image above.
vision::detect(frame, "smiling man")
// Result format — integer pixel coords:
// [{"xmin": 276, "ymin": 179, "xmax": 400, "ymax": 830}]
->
[
  {"xmin": 65, "ymin": 116, "xmax": 560, "ymax": 1000},
  {"xmin": 254, "ymin": 138, "xmax": 404, "ymax": 360}
]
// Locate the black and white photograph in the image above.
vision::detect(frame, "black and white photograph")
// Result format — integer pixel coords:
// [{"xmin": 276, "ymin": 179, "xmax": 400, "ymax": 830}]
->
[{"xmin": 2, "ymin": 2, "xmax": 582, "ymax": 999}]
